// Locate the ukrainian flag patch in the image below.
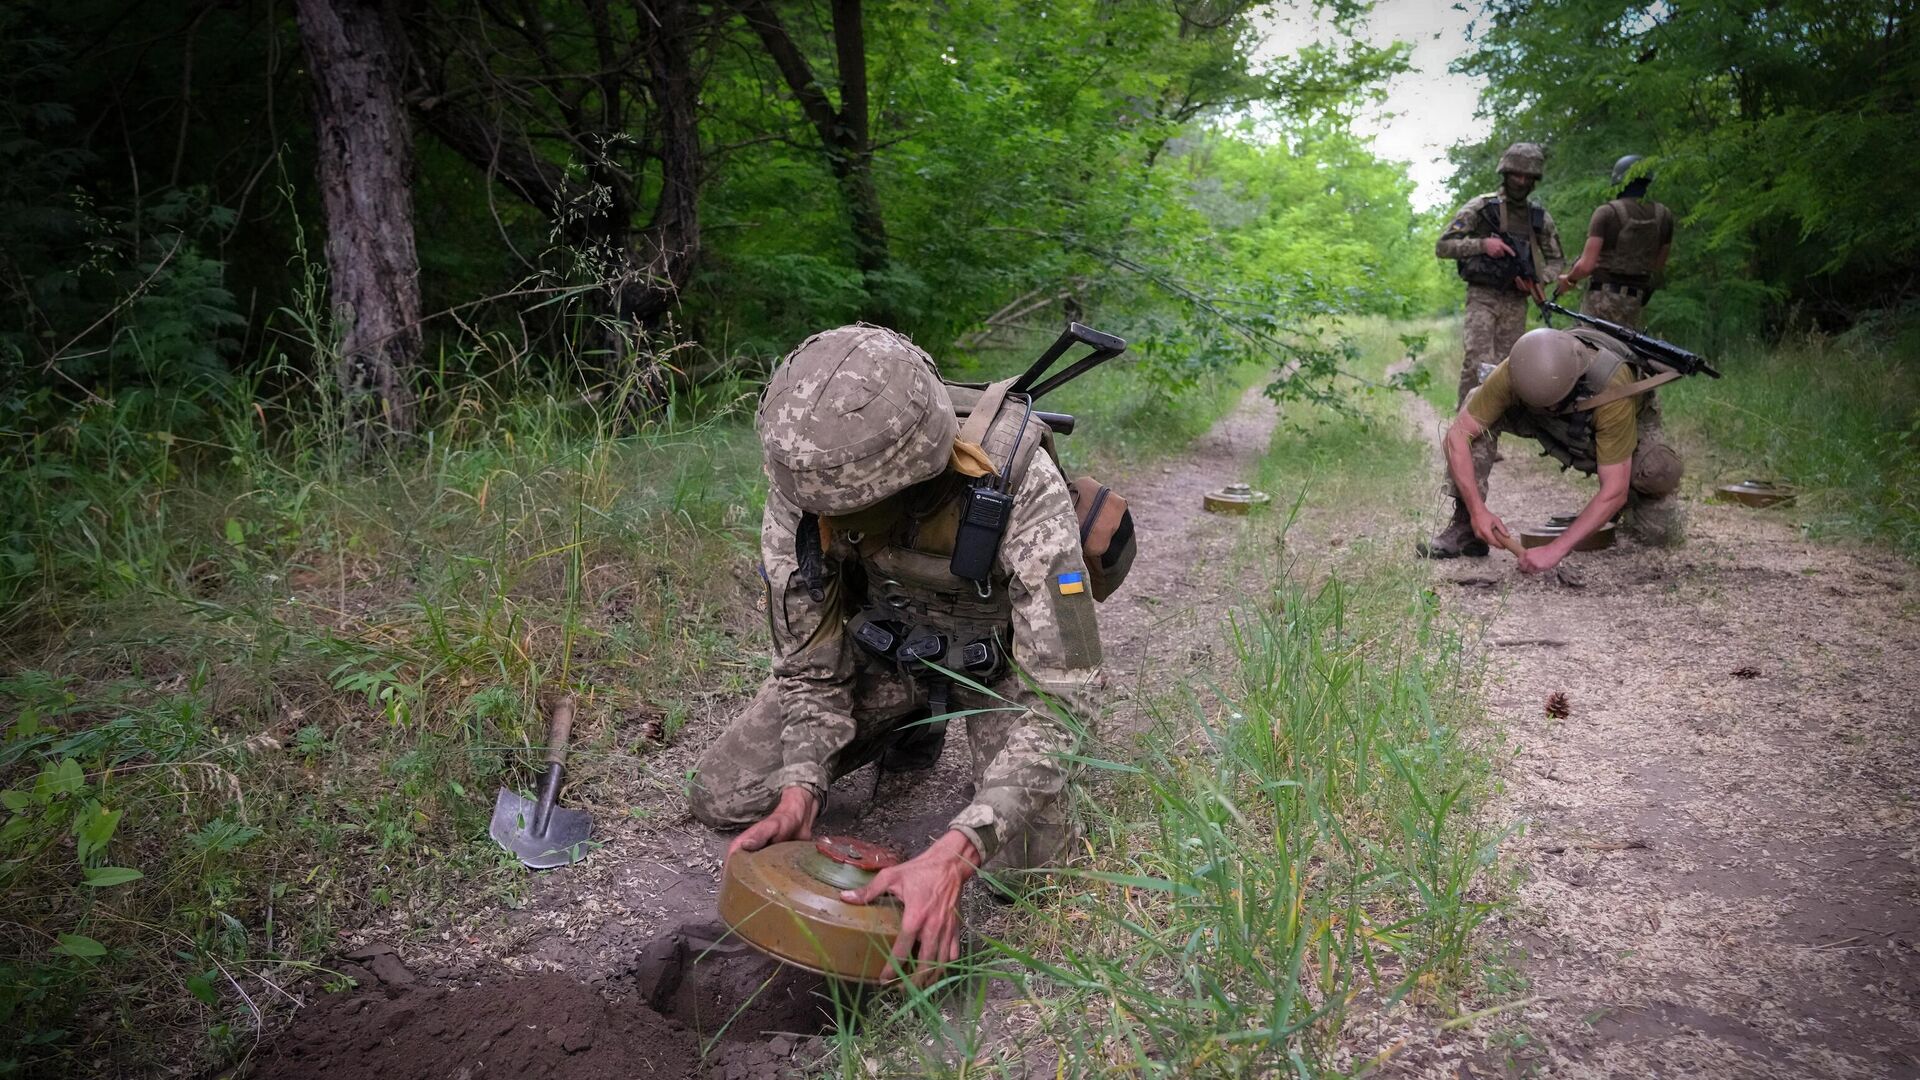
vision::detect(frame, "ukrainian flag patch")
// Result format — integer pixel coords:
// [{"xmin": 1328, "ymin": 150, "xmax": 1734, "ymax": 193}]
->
[{"xmin": 1056, "ymin": 571, "xmax": 1086, "ymax": 596}]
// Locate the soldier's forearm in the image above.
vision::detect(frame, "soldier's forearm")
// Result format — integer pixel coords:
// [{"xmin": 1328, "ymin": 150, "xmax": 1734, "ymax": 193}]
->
[
  {"xmin": 1443, "ymin": 426, "xmax": 1487, "ymax": 513},
  {"xmin": 1435, "ymin": 237, "xmax": 1484, "ymax": 261}
]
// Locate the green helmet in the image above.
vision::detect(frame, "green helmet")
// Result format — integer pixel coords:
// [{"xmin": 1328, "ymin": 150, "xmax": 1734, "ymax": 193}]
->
[
  {"xmin": 1507, "ymin": 329, "xmax": 1590, "ymax": 408},
  {"xmin": 1497, "ymin": 142, "xmax": 1545, "ymax": 178},
  {"xmin": 756, "ymin": 324, "xmax": 956, "ymax": 515}
]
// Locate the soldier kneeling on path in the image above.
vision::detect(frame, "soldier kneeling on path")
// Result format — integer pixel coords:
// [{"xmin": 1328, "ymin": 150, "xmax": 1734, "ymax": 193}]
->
[
  {"xmin": 689, "ymin": 324, "xmax": 1100, "ymax": 973},
  {"xmin": 1423, "ymin": 326, "xmax": 1686, "ymax": 572}
]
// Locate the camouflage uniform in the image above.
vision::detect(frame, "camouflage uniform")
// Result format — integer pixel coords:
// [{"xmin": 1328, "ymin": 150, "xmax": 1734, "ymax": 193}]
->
[
  {"xmin": 1423, "ymin": 143, "xmax": 1565, "ymax": 558},
  {"xmin": 689, "ymin": 325, "xmax": 1100, "ymax": 876},
  {"xmin": 1435, "ymin": 194, "xmax": 1566, "ymax": 405}
]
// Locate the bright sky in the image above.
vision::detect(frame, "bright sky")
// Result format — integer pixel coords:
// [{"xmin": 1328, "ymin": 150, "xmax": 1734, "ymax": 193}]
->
[{"xmin": 1256, "ymin": 0, "xmax": 1491, "ymax": 211}]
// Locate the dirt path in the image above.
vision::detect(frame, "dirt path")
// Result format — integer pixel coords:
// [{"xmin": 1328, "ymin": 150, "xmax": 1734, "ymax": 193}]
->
[
  {"xmin": 1399, "ymin": 390, "xmax": 1920, "ymax": 1078},
  {"xmin": 244, "ymin": 387, "xmax": 1281, "ymax": 1079}
]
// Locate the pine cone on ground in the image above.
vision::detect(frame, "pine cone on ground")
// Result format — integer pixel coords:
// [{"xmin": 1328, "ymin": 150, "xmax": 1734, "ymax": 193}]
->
[{"xmin": 1544, "ymin": 692, "xmax": 1572, "ymax": 719}]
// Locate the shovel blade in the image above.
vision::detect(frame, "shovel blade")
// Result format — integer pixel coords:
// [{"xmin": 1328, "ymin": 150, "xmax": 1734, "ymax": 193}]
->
[{"xmin": 490, "ymin": 788, "xmax": 594, "ymax": 869}]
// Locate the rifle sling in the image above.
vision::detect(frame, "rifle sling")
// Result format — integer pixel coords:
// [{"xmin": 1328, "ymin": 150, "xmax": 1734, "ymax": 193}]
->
[{"xmin": 1567, "ymin": 370, "xmax": 1682, "ymax": 413}]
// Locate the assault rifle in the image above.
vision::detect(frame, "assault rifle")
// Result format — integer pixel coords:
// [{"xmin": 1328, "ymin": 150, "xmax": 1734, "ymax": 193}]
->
[
  {"xmin": 1538, "ymin": 299, "xmax": 1721, "ymax": 379},
  {"xmin": 1457, "ymin": 201, "xmax": 1540, "ymax": 291},
  {"xmin": 963, "ymin": 322, "xmax": 1129, "ymax": 435}
]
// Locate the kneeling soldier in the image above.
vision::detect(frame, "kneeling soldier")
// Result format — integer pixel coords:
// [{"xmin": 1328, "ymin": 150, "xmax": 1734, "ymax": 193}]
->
[
  {"xmin": 690, "ymin": 324, "xmax": 1100, "ymax": 972},
  {"xmin": 1430, "ymin": 327, "xmax": 1685, "ymax": 572}
]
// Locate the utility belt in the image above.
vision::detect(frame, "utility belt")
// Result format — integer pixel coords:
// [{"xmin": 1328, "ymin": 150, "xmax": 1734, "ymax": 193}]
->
[
  {"xmin": 1590, "ymin": 277, "xmax": 1653, "ymax": 300},
  {"xmin": 846, "ymin": 607, "xmax": 1007, "ymax": 681}
]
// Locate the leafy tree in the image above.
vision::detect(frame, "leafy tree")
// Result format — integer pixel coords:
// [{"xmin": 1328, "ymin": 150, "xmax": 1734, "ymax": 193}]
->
[{"xmin": 1450, "ymin": 0, "xmax": 1920, "ymax": 342}]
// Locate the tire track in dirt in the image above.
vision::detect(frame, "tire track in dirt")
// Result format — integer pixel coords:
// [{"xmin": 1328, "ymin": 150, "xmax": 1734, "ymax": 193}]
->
[{"xmin": 1399, "ymin": 379, "xmax": 1920, "ymax": 1078}]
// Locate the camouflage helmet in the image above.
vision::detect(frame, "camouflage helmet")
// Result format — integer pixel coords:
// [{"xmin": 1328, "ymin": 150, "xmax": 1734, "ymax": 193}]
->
[
  {"xmin": 756, "ymin": 324, "xmax": 957, "ymax": 515},
  {"xmin": 1497, "ymin": 142, "xmax": 1545, "ymax": 177},
  {"xmin": 1611, "ymin": 154, "xmax": 1650, "ymax": 185},
  {"xmin": 1507, "ymin": 328, "xmax": 1590, "ymax": 408}
]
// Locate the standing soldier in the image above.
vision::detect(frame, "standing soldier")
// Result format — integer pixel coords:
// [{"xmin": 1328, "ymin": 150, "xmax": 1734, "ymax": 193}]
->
[
  {"xmin": 1422, "ymin": 142, "xmax": 1565, "ymax": 559},
  {"xmin": 1556, "ymin": 155, "xmax": 1674, "ymax": 330}
]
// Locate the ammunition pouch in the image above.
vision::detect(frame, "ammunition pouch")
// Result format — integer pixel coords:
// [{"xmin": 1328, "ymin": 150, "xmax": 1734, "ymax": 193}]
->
[
  {"xmin": 847, "ymin": 607, "xmax": 1005, "ymax": 680},
  {"xmin": 1068, "ymin": 477, "xmax": 1135, "ymax": 602},
  {"xmin": 1457, "ymin": 250, "xmax": 1529, "ymax": 287}
]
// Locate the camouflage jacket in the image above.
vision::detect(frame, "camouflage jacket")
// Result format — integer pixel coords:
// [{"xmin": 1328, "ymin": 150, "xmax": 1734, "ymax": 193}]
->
[
  {"xmin": 1436, "ymin": 192, "xmax": 1566, "ymax": 282},
  {"xmin": 757, "ymin": 455, "xmax": 1101, "ymax": 863}
]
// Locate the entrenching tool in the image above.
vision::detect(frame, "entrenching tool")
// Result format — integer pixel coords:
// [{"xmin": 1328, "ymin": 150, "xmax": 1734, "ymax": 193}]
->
[
  {"xmin": 490, "ymin": 694, "xmax": 593, "ymax": 869},
  {"xmin": 719, "ymin": 835, "xmax": 906, "ymax": 984}
]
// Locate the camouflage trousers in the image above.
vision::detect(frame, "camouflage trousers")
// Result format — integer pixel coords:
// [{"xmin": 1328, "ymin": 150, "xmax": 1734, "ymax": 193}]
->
[
  {"xmin": 1447, "ymin": 285, "xmax": 1532, "ymax": 507},
  {"xmin": 1581, "ymin": 284, "xmax": 1648, "ymax": 329},
  {"xmin": 687, "ymin": 650, "xmax": 1075, "ymax": 874},
  {"xmin": 1458, "ymin": 285, "xmax": 1532, "ymax": 406}
]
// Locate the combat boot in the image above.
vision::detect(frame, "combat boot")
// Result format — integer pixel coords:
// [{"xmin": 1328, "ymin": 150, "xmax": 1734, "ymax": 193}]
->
[{"xmin": 1416, "ymin": 515, "xmax": 1489, "ymax": 559}]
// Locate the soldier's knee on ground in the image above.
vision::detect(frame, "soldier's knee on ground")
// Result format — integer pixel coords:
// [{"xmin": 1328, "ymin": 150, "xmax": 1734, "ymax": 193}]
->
[
  {"xmin": 1632, "ymin": 442, "xmax": 1683, "ymax": 498},
  {"xmin": 980, "ymin": 816, "xmax": 1082, "ymax": 903},
  {"xmin": 686, "ymin": 746, "xmax": 779, "ymax": 830},
  {"xmin": 1626, "ymin": 492, "xmax": 1686, "ymax": 548}
]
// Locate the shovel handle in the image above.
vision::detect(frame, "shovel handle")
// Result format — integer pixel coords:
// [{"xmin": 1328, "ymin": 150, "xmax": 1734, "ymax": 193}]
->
[
  {"xmin": 545, "ymin": 694, "xmax": 576, "ymax": 765},
  {"xmin": 1499, "ymin": 534, "xmax": 1528, "ymax": 559}
]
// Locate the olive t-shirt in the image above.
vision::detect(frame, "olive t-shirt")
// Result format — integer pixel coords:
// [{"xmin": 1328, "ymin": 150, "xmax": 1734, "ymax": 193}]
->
[{"xmin": 1466, "ymin": 360, "xmax": 1639, "ymax": 466}]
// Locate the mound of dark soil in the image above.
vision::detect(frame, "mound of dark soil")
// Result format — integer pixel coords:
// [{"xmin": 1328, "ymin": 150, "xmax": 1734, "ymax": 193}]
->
[
  {"xmin": 632, "ymin": 921, "xmax": 851, "ymax": 1042},
  {"xmin": 253, "ymin": 974, "xmax": 695, "ymax": 1080}
]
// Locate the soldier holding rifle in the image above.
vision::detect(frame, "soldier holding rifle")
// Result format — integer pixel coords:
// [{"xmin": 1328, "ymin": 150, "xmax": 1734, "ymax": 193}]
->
[{"xmin": 1422, "ymin": 141, "xmax": 1566, "ymax": 558}]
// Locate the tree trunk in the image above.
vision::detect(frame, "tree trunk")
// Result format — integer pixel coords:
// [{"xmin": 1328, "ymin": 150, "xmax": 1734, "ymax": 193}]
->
[
  {"xmin": 406, "ymin": 1, "xmax": 704, "ymax": 353},
  {"xmin": 742, "ymin": 0, "xmax": 893, "ymax": 317},
  {"xmin": 294, "ymin": 0, "xmax": 421, "ymax": 440}
]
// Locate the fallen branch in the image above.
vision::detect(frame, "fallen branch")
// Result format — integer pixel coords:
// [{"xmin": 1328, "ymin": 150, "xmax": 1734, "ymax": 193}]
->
[{"xmin": 1536, "ymin": 839, "xmax": 1651, "ymax": 855}]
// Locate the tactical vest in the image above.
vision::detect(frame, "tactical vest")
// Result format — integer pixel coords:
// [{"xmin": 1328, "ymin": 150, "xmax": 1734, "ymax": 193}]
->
[
  {"xmin": 829, "ymin": 391, "xmax": 1054, "ymax": 679},
  {"xmin": 1457, "ymin": 194, "xmax": 1547, "ymax": 287},
  {"xmin": 1505, "ymin": 329, "xmax": 1654, "ymax": 475},
  {"xmin": 1593, "ymin": 197, "xmax": 1669, "ymax": 285}
]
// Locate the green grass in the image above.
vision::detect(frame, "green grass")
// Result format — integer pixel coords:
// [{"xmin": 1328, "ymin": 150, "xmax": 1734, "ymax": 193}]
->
[
  {"xmin": 0, "ymin": 330, "xmax": 1261, "ymax": 1076},
  {"xmin": 851, "ymin": 319, "xmax": 1506, "ymax": 1077},
  {"xmin": 0, "ymin": 379, "xmax": 769, "ymax": 1073},
  {"xmin": 1659, "ymin": 327, "xmax": 1920, "ymax": 557}
]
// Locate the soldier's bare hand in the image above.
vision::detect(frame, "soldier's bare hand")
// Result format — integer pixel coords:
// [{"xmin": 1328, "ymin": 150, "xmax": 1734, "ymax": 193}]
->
[
  {"xmin": 1469, "ymin": 510, "xmax": 1513, "ymax": 551},
  {"xmin": 1518, "ymin": 546, "xmax": 1562, "ymax": 575},
  {"xmin": 841, "ymin": 830, "xmax": 978, "ymax": 988},
  {"xmin": 1483, "ymin": 236, "xmax": 1516, "ymax": 258},
  {"xmin": 727, "ymin": 786, "xmax": 817, "ymax": 859}
]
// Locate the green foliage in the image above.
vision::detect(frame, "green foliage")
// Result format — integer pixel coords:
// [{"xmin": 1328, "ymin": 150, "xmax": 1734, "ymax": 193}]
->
[
  {"xmin": 0, "ymin": 12, "xmax": 246, "ymax": 394},
  {"xmin": 698, "ymin": 0, "xmax": 1424, "ymax": 393},
  {"xmin": 1661, "ymin": 313, "xmax": 1920, "ymax": 557},
  {"xmin": 1450, "ymin": 0, "xmax": 1920, "ymax": 343}
]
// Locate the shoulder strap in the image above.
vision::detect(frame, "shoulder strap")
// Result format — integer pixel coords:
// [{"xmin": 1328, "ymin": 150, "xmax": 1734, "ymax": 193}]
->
[
  {"xmin": 957, "ymin": 377, "xmax": 1016, "ymax": 449},
  {"xmin": 1570, "ymin": 371, "xmax": 1682, "ymax": 413}
]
